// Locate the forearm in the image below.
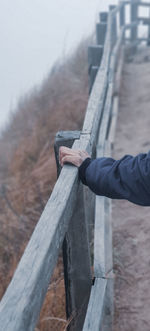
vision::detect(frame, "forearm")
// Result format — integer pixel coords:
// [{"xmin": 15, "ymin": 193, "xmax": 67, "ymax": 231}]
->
[{"xmin": 79, "ymin": 152, "xmax": 150, "ymax": 206}]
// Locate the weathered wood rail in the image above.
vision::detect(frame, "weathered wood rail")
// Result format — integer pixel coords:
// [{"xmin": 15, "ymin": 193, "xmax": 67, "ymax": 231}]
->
[{"xmin": 0, "ymin": 1, "xmax": 150, "ymax": 330}]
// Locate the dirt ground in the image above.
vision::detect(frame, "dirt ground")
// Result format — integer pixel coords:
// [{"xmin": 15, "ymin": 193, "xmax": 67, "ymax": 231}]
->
[{"xmin": 113, "ymin": 47, "xmax": 150, "ymax": 331}]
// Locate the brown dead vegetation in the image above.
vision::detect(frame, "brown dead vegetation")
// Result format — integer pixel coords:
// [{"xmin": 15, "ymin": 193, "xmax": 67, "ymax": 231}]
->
[{"xmin": 0, "ymin": 36, "xmax": 92, "ymax": 330}]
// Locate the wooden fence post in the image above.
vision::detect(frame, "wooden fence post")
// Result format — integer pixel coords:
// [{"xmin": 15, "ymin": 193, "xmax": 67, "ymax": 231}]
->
[
  {"xmin": 54, "ymin": 131, "xmax": 80, "ymax": 177},
  {"xmin": 88, "ymin": 46, "xmax": 103, "ymax": 94},
  {"xmin": 88, "ymin": 46, "xmax": 103, "ymax": 67},
  {"xmin": 148, "ymin": 14, "xmax": 150, "ymax": 46},
  {"xmin": 130, "ymin": 0, "xmax": 138, "ymax": 51},
  {"xmin": 96, "ymin": 22, "xmax": 107, "ymax": 46},
  {"xmin": 99, "ymin": 12, "xmax": 108, "ymax": 23},
  {"xmin": 119, "ymin": 2, "xmax": 125, "ymax": 27},
  {"xmin": 54, "ymin": 131, "xmax": 92, "ymax": 330},
  {"xmin": 88, "ymin": 11, "xmax": 109, "ymax": 94}
]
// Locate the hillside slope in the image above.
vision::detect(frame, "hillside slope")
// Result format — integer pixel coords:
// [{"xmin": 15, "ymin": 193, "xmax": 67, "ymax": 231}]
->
[{"xmin": 0, "ymin": 36, "xmax": 91, "ymax": 330}]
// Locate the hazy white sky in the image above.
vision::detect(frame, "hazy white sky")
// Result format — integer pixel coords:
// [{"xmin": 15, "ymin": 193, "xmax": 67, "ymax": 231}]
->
[{"xmin": 0, "ymin": 0, "xmax": 118, "ymax": 130}]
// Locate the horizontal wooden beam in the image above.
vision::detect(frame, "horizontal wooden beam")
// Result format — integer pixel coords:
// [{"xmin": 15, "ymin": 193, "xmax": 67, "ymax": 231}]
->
[
  {"xmin": 124, "ymin": 0, "xmax": 150, "ymax": 7},
  {"xmin": 125, "ymin": 37, "xmax": 148, "ymax": 41},
  {"xmin": 125, "ymin": 22, "xmax": 138, "ymax": 30},
  {"xmin": 137, "ymin": 17, "xmax": 150, "ymax": 25}
]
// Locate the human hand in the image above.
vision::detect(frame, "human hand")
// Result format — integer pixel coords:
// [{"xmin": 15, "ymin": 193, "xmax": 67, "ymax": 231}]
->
[{"xmin": 59, "ymin": 146, "xmax": 90, "ymax": 167}]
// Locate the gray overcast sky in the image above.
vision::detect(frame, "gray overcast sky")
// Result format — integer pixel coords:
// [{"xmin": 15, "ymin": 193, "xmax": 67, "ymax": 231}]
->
[{"xmin": 0, "ymin": 0, "xmax": 118, "ymax": 130}]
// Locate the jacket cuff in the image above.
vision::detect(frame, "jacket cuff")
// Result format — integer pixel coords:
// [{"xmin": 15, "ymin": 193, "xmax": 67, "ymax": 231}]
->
[{"xmin": 79, "ymin": 158, "xmax": 92, "ymax": 185}]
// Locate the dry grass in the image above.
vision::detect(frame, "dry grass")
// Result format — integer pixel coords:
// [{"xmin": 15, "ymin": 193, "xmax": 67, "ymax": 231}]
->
[{"xmin": 0, "ymin": 36, "xmax": 92, "ymax": 330}]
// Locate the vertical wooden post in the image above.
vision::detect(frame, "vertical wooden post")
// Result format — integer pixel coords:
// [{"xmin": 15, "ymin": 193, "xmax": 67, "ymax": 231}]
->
[
  {"xmin": 99, "ymin": 12, "xmax": 108, "ymax": 23},
  {"xmin": 102, "ymin": 141, "xmax": 114, "ymax": 331},
  {"xmin": 83, "ymin": 185, "xmax": 95, "ymax": 257},
  {"xmin": 54, "ymin": 131, "xmax": 92, "ymax": 331},
  {"xmin": 88, "ymin": 11, "xmax": 109, "ymax": 94},
  {"xmin": 88, "ymin": 46, "xmax": 103, "ymax": 94},
  {"xmin": 88, "ymin": 46, "xmax": 103, "ymax": 67},
  {"xmin": 109, "ymin": 5, "xmax": 116, "ymax": 11},
  {"xmin": 66, "ymin": 185, "xmax": 92, "ymax": 330},
  {"xmin": 109, "ymin": 5, "xmax": 117, "ymax": 49},
  {"xmin": 130, "ymin": 0, "xmax": 138, "ymax": 51},
  {"xmin": 96, "ymin": 23, "xmax": 107, "ymax": 45},
  {"xmin": 148, "ymin": 27, "xmax": 150, "ymax": 46},
  {"xmin": 54, "ymin": 131, "xmax": 80, "ymax": 177},
  {"xmin": 119, "ymin": 2, "xmax": 125, "ymax": 27},
  {"xmin": 148, "ymin": 9, "xmax": 150, "ymax": 46}
]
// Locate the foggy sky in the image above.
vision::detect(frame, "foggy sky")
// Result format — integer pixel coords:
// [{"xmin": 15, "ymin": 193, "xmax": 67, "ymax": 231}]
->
[{"xmin": 0, "ymin": 0, "xmax": 118, "ymax": 130}]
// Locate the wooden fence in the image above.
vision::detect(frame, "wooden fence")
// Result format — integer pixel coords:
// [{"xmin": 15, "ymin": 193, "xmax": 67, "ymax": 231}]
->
[{"xmin": 0, "ymin": 1, "xmax": 150, "ymax": 330}]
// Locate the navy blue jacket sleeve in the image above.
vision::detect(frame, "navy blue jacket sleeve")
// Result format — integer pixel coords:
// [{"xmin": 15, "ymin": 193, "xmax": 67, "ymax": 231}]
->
[{"xmin": 79, "ymin": 152, "xmax": 150, "ymax": 206}]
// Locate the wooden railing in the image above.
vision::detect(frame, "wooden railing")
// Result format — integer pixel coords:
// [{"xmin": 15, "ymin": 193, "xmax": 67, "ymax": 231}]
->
[{"xmin": 0, "ymin": 1, "xmax": 150, "ymax": 330}]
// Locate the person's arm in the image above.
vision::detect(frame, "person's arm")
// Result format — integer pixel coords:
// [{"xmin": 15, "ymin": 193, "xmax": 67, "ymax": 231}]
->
[
  {"xmin": 79, "ymin": 152, "xmax": 150, "ymax": 206},
  {"xmin": 59, "ymin": 147, "xmax": 150, "ymax": 206}
]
